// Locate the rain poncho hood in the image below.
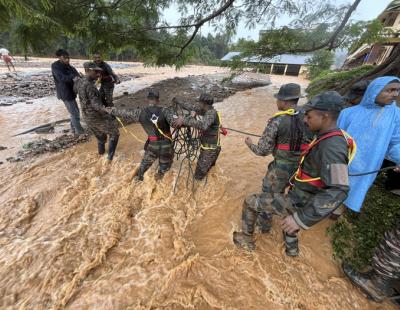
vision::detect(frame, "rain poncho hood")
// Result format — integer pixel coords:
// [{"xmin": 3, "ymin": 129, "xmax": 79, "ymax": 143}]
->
[{"xmin": 338, "ymin": 76, "xmax": 400, "ymax": 212}]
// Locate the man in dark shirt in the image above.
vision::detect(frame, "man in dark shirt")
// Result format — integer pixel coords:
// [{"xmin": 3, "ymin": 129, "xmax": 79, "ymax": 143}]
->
[
  {"xmin": 234, "ymin": 91, "xmax": 354, "ymax": 255},
  {"xmin": 93, "ymin": 52, "xmax": 120, "ymax": 107},
  {"xmin": 106, "ymin": 90, "xmax": 177, "ymax": 180},
  {"xmin": 51, "ymin": 49, "xmax": 84, "ymax": 135}
]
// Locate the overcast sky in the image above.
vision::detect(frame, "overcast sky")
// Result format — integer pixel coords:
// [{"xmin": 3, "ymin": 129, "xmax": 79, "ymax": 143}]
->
[{"xmin": 164, "ymin": 0, "xmax": 393, "ymax": 41}]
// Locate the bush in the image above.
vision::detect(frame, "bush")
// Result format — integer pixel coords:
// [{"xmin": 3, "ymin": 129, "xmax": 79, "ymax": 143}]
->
[
  {"xmin": 328, "ymin": 184, "xmax": 400, "ymax": 269},
  {"xmin": 306, "ymin": 65, "xmax": 374, "ymax": 98}
]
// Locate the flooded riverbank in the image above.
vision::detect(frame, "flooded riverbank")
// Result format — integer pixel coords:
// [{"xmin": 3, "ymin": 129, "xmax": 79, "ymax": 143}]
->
[
  {"xmin": 0, "ymin": 63, "xmax": 228, "ymax": 162},
  {"xmin": 0, "ymin": 76, "xmax": 393, "ymax": 309}
]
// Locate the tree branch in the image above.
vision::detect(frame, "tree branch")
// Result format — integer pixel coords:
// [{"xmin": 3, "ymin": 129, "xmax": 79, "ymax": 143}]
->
[
  {"xmin": 175, "ymin": 0, "xmax": 236, "ymax": 58},
  {"xmin": 293, "ymin": 0, "xmax": 362, "ymax": 53}
]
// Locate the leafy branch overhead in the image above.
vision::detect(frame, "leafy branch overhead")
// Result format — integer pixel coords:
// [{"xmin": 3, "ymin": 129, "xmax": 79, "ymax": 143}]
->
[{"xmin": 0, "ymin": 0, "xmax": 379, "ymax": 66}]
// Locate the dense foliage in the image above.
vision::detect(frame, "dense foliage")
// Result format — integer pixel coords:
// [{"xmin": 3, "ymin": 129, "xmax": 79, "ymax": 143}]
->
[
  {"xmin": 0, "ymin": 0, "xmax": 374, "ymax": 67},
  {"xmin": 328, "ymin": 184, "xmax": 400, "ymax": 269}
]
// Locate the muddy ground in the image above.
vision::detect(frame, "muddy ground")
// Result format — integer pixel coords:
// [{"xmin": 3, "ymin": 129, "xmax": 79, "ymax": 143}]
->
[
  {"xmin": 5, "ymin": 72, "xmax": 270, "ymax": 162},
  {"xmin": 0, "ymin": 72, "xmax": 143, "ymax": 102}
]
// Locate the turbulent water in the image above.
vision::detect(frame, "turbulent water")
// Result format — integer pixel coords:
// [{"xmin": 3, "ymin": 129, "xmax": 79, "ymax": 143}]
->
[{"xmin": 0, "ymin": 87, "xmax": 394, "ymax": 309}]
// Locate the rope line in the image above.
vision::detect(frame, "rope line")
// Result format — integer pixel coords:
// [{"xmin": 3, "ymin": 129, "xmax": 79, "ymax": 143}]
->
[
  {"xmin": 223, "ymin": 127, "xmax": 262, "ymax": 137},
  {"xmin": 115, "ymin": 116, "xmax": 146, "ymax": 143}
]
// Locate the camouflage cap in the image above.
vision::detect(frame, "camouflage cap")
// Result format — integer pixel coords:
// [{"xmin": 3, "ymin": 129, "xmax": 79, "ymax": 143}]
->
[
  {"xmin": 344, "ymin": 80, "xmax": 370, "ymax": 101},
  {"xmin": 147, "ymin": 89, "xmax": 159, "ymax": 99},
  {"xmin": 198, "ymin": 93, "xmax": 214, "ymax": 105},
  {"xmin": 304, "ymin": 91, "xmax": 344, "ymax": 112},
  {"xmin": 274, "ymin": 83, "xmax": 301, "ymax": 101},
  {"xmin": 83, "ymin": 61, "xmax": 102, "ymax": 71}
]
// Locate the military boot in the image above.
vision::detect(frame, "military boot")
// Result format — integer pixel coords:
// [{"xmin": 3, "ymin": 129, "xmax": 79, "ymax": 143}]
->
[
  {"xmin": 283, "ymin": 231, "xmax": 299, "ymax": 257},
  {"xmin": 233, "ymin": 232, "xmax": 255, "ymax": 251},
  {"xmin": 107, "ymin": 136, "xmax": 119, "ymax": 161},
  {"xmin": 134, "ymin": 168, "xmax": 145, "ymax": 182},
  {"xmin": 98, "ymin": 141, "xmax": 106, "ymax": 155},
  {"xmin": 233, "ymin": 198, "xmax": 258, "ymax": 251},
  {"xmin": 343, "ymin": 264, "xmax": 393, "ymax": 302},
  {"xmin": 156, "ymin": 163, "xmax": 171, "ymax": 180}
]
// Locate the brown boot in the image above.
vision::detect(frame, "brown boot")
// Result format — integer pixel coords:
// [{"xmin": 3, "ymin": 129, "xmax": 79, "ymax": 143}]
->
[{"xmin": 233, "ymin": 231, "xmax": 255, "ymax": 251}]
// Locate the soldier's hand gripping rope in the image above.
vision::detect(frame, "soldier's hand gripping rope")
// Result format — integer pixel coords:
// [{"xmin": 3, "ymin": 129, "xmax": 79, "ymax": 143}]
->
[{"xmin": 171, "ymin": 100, "xmax": 202, "ymax": 192}]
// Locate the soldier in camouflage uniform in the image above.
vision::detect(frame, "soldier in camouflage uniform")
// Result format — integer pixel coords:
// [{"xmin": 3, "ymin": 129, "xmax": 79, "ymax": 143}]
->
[
  {"xmin": 106, "ymin": 89, "xmax": 177, "ymax": 181},
  {"xmin": 93, "ymin": 52, "xmax": 120, "ymax": 107},
  {"xmin": 343, "ymin": 224, "xmax": 400, "ymax": 302},
  {"xmin": 233, "ymin": 92, "xmax": 354, "ymax": 255},
  {"xmin": 74, "ymin": 62, "xmax": 120, "ymax": 160},
  {"xmin": 244, "ymin": 83, "xmax": 312, "ymax": 234},
  {"xmin": 173, "ymin": 93, "xmax": 222, "ymax": 181}
]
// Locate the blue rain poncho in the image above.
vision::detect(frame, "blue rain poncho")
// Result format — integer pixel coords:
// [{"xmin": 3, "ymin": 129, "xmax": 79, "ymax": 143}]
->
[{"xmin": 338, "ymin": 76, "xmax": 400, "ymax": 212}]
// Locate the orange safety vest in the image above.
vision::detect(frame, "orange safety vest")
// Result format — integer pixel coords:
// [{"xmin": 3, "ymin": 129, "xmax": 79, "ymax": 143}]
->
[{"xmin": 293, "ymin": 130, "xmax": 356, "ymax": 188}]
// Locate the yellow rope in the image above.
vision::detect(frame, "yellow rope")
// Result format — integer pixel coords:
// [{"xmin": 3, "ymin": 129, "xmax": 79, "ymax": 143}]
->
[
  {"xmin": 154, "ymin": 123, "xmax": 173, "ymax": 141},
  {"xmin": 272, "ymin": 108, "xmax": 297, "ymax": 118},
  {"xmin": 115, "ymin": 116, "xmax": 146, "ymax": 143},
  {"xmin": 341, "ymin": 130, "xmax": 357, "ymax": 164}
]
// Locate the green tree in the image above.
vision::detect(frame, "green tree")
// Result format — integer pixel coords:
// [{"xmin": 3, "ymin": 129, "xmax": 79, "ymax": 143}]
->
[
  {"xmin": 0, "ymin": 0, "xmax": 365, "ymax": 66},
  {"xmin": 306, "ymin": 50, "xmax": 334, "ymax": 79}
]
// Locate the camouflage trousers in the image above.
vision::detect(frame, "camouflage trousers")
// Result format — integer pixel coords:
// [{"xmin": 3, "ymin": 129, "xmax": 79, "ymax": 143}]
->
[
  {"xmin": 258, "ymin": 159, "xmax": 298, "ymax": 232},
  {"xmin": 89, "ymin": 122, "xmax": 120, "ymax": 143},
  {"xmin": 241, "ymin": 192, "xmax": 294, "ymax": 234},
  {"xmin": 241, "ymin": 191, "xmax": 300, "ymax": 250},
  {"xmin": 100, "ymin": 84, "xmax": 115, "ymax": 107},
  {"xmin": 195, "ymin": 147, "xmax": 221, "ymax": 180},
  {"xmin": 138, "ymin": 140, "xmax": 174, "ymax": 175},
  {"xmin": 371, "ymin": 226, "xmax": 400, "ymax": 280},
  {"xmin": 262, "ymin": 159, "xmax": 298, "ymax": 193}
]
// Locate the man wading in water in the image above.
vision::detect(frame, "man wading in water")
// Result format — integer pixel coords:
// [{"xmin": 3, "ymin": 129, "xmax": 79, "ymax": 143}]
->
[
  {"xmin": 233, "ymin": 91, "xmax": 354, "ymax": 255},
  {"xmin": 74, "ymin": 62, "xmax": 120, "ymax": 160},
  {"xmin": 105, "ymin": 89, "xmax": 178, "ymax": 181},
  {"xmin": 237, "ymin": 83, "xmax": 312, "ymax": 237},
  {"xmin": 173, "ymin": 93, "xmax": 224, "ymax": 181}
]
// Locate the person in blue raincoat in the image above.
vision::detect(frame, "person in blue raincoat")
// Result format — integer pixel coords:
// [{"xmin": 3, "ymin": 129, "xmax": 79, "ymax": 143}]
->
[{"xmin": 337, "ymin": 76, "xmax": 400, "ymax": 212}]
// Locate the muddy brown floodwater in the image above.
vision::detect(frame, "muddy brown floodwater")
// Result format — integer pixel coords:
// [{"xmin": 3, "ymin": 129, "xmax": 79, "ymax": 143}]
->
[{"xmin": 0, "ymin": 83, "xmax": 394, "ymax": 309}]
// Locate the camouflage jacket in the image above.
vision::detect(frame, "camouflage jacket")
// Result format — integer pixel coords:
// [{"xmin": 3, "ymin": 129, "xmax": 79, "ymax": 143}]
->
[
  {"xmin": 289, "ymin": 128, "xmax": 350, "ymax": 229},
  {"xmin": 179, "ymin": 102, "xmax": 220, "ymax": 146},
  {"xmin": 73, "ymin": 76, "xmax": 117, "ymax": 128},
  {"xmin": 248, "ymin": 111, "xmax": 313, "ymax": 163}
]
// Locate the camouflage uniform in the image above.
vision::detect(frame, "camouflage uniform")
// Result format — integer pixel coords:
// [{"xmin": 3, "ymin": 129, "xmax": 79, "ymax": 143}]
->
[
  {"xmin": 343, "ymin": 225, "xmax": 400, "ymax": 302},
  {"xmin": 372, "ymin": 226, "xmax": 400, "ymax": 281},
  {"xmin": 235, "ymin": 128, "xmax": 351, "ymax": 253},
  {"xmin": 110, "ymin": 104, "xmax": 176, "ymax": 179},
  {"xmin": 247, "ymin": 110, "xmax": 312, "ymax": 232},
  {"xmin": 74, "ymin": 76, "xmax": 120, "ymax": 158},
  {"xmin": 97, "ymin": 61, "xmax": 119, "ymax": 107},
  {"xmin": 179, "ymin": 101, "xmax": 221, "ymax": 180}
]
